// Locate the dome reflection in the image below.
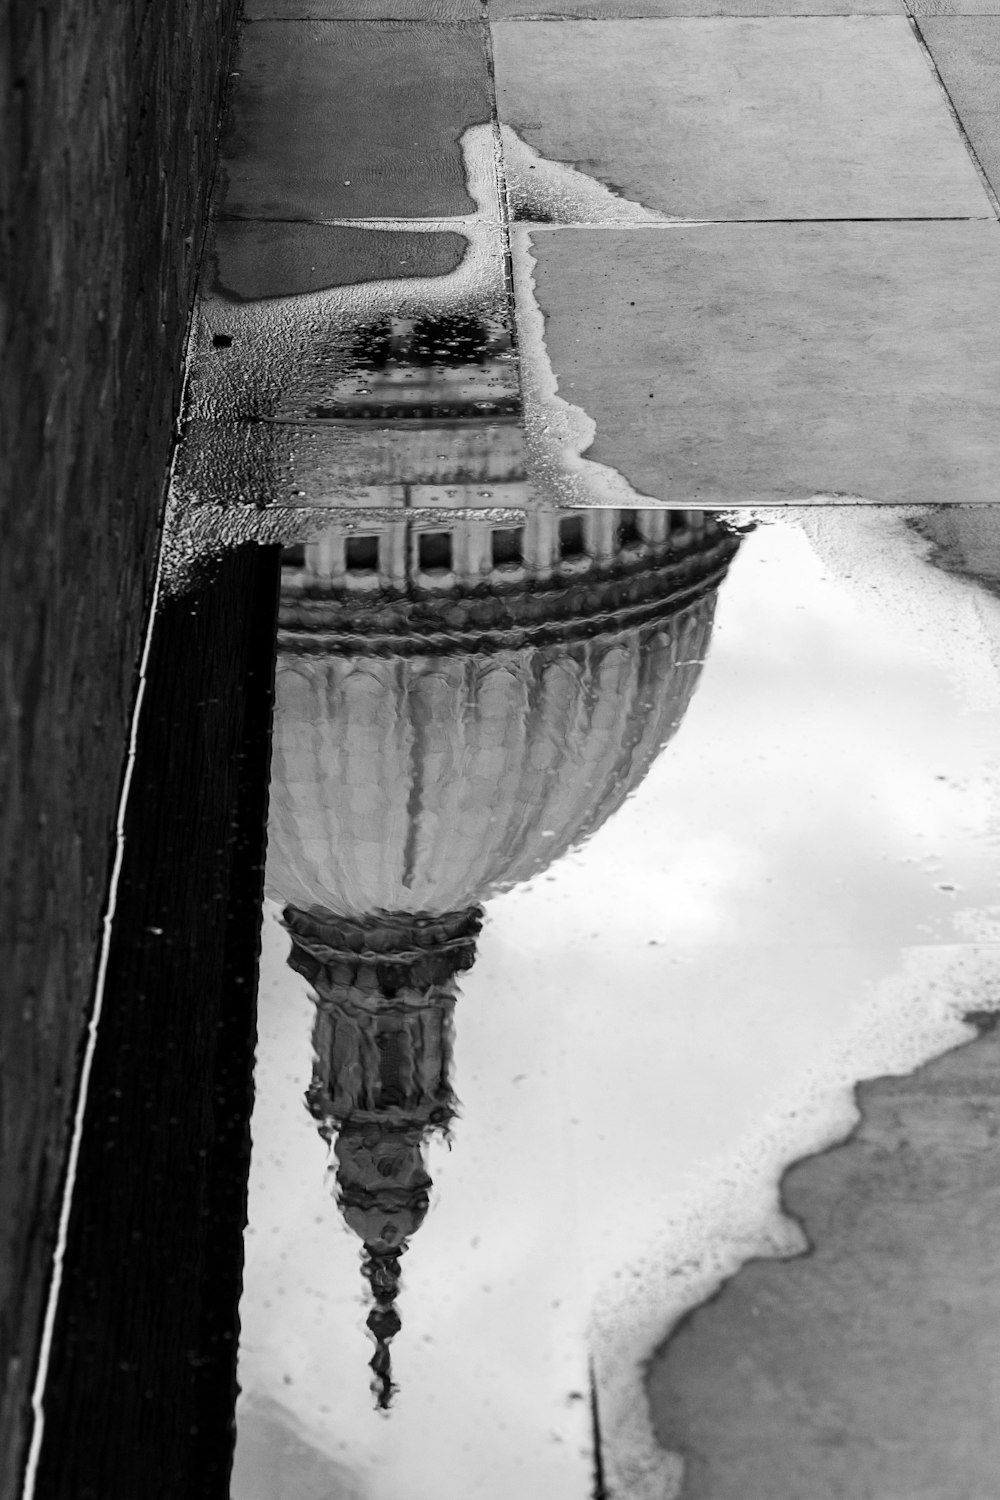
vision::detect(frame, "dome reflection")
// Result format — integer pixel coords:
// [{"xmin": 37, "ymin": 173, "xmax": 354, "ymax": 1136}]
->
[{"xmin": 265, "ymin": 507, "xmax": 741, "ymax": 1407}]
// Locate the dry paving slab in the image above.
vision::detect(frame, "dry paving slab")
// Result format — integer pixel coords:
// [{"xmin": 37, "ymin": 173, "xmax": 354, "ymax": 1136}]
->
[
  {"xmin": 918, "ymin": 17, "xmax": 1000, "ymax": 201},
  {"xmin": 647, "ymin": 1009, "xmax": 1000, "ymax": 1500},
  {"xmin": 528, "ymin": 221, "xmax": 1000, "ymax": 505},
  {"xmin": 493, "ymin": 0, "xmax": 1000, "ymax": 10},
  {"xmin": 910, "ymin": 0, "xmax": 1000, "ymax": 11},
  {"xmin": 492, "ymin": 18, "xmax": 991, "ymax": 219},
  {"xmin": 219, "ymin": 20, "xmax": 493, "ymax": 219},
  {"xmin": 493, "ymin": 0, "xmax": 906, "ymax": 16}
]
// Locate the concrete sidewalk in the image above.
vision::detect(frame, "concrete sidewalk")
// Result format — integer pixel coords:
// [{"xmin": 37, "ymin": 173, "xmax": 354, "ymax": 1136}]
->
[{"xmin": 172, "ymin": 0, "xmax": 1000, "ymax": 530}]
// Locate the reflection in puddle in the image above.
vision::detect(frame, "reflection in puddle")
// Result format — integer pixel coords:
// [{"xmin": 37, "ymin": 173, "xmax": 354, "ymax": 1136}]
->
[
  {"xmin": 264, "ymin": 508, "xmax": 739, "ymax": 1414},
  {"xmin": 315, "ymin": 315, "xmax": 520, "ymax": 425},
  {"xmin": 232, "ymin": 504, "xmax": 1000, "ymax": 1500},
  {"xmin": 167, "ymin": 122, "xmax": 684, "ymax": 549},
  {"xmin": 169, "ymin": 56, "xmax": 1000, "ymax": 1495},
  {"xmin": 287, "ymin": 902, "xmax": 475, "ymax": 1411}
]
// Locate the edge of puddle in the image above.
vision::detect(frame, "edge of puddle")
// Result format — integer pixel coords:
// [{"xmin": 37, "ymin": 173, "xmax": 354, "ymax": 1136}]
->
[
  {"xmin": 589, "ymin": 508, "xmax": 1000, "ymax": 1498},
  {"xmin": 596, "ymin": 944, "xmax": 1000, "ymax": 1500}
]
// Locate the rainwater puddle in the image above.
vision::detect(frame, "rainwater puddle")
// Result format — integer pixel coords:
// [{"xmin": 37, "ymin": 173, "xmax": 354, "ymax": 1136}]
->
[{"xmin": 228, "ymin": 503, "xmax": 1000, "ymax": 1500}]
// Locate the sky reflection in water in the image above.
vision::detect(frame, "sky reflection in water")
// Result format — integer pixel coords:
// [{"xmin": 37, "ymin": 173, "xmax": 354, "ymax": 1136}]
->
[{"xmin": 232, "ymin": 507, "xmax": 1000, "ymax": 1500}]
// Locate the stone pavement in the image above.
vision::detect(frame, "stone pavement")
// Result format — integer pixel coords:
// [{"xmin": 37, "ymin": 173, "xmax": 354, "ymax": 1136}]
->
[
  {"xmin": 168, "ymin": 6, "xmax": 1000, "ymax": 1498},
  {"xmin": 649, "ymin": 1008, "xmax": 1000, "ymax": 1500},
  {"xmin": 172, "ymin": 0, "xmax": 1000, "ymax": 540}
]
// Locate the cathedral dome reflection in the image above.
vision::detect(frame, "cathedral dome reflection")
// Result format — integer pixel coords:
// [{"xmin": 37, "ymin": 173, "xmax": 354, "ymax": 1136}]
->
[
  {"xmin": 267, "ymin": 509, "xmax": 738, "ymax": 917},
  {"xmin": 264, "ymin": 507, "xmax": 741, "ymax": 1407}
]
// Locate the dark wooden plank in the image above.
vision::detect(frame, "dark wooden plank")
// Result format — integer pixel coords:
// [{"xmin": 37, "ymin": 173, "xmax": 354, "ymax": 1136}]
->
[{"xmin": 34, "ymin": 544, "xmax": 280, "ymax": 1500}]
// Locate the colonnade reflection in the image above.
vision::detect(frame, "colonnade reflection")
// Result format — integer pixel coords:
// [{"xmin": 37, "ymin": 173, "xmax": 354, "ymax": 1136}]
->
[{"xmin": 263, "ymin": 507, "xmax": 742, "ymax": 1407}]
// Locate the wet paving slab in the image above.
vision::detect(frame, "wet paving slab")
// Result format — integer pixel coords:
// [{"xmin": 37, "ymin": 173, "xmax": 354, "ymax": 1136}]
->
[
  {"xmin": 22, "ymin": 6, "xmax": 1000, "ymax": 1500},
  {"xmin": 245, "ymin": 0, "xmax": 486, "ymax": 15},
  {"xmin": 208, "ymin": 223, "xmax": 472, "ymax": 304},
  {"xmin": 219, "ymin": 21, "xmax": 495, "ymax": 221},
  {"xmin": 191, "ymin": 216, "xmax": 514, "ymax": 425}
]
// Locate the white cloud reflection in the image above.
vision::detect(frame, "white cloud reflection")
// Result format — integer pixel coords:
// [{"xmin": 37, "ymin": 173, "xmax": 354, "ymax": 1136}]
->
[{"xmin": 234, "ymin": 509, "xmax": 1000, "ymax": 1500}]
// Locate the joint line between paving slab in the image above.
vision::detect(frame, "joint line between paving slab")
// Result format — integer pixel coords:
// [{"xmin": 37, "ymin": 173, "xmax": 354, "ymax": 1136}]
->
[
  {"xmin": 479, "ymin": 0, "xmax": 509, "ymax": 230},
  {"xmin": 491, "ymin": 9, "xmax": 915, "ymax": 17},
  {"xmin": 479, "ymin": 0, "xmax": 527, "ymax": 370},
  {"xmin": 214, "ymin": 212, "xmax": 506, "ymax": 227},
  {"xmin": 517, "ymin": 215, "xmax": 993, "ymax": 227},
  {"xmin": 214, "ymin": 213, "xmax": 992, "ymax": 229},
  {"xmin": 908, "ymin": 15, "xmax": 1000, "ymax": 219},
  {"xmin": 242, "ymin": 14, "xmax": 489, "ymax": 23}
]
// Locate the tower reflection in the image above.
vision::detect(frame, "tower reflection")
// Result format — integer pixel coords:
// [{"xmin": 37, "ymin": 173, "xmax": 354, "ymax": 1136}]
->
[
  {"xmin": 283, "ymin": 902, "xmax": 478, "ymax": 1409},
  {"xmin": 265, "ymin": 508, "xmax": 741, "ymax": 1409}
]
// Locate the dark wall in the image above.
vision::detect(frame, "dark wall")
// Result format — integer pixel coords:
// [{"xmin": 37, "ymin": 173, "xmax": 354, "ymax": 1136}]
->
[
  {"xmin": 36, "ymin": 545, "xmax": 279, "ymax": 1500},
  {"xmin": 0, "ymin": 0, "xmax": 239, "ymax": 1487}
]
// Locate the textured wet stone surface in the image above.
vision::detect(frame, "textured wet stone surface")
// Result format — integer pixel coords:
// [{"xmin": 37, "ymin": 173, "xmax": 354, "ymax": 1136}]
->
[
  {"xmin": 208, "ymin": 221, "xmax": 470, "ymax": 301},
  {"xmin": 910, "ymin": 0, "xmax": 1000, "ymax": 12},
  {"xmin": 918, "ymin": 17, "xmax": 1000, "ymax": 200},
  {"xmin": 493, "ymin": 0, "xmax": 905, "ymax": 12},
  {"xmin": 492, "ymin": 18, "xmax": 991, "ymax": 219},
  {"xmin": 186, "ymin": 220, "xmax": 515, "ymax": 437},
  {"xmin": 529, "ymin": 221, "xmax": 1000, "ymax": 505},
  {"xmin": 219, "ymin": 21, "xmax": 493, "ymax": 220},
  {"xmin": 246, "ymin": 0, "xmax": 482, "ymax": 13},
  {"xmin": 647, "ymin": 1016, "xmax": 1000, "ymax": 1500}
]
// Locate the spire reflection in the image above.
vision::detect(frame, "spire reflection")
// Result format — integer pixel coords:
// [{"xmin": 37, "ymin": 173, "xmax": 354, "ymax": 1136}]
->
[
  {"xmin": 284, "ymin": 903, "xmax": 480, "ymax": 1408},
  {"xmin": 265, "ymin": 504, "xmax": 741, "ymax": 1408}
]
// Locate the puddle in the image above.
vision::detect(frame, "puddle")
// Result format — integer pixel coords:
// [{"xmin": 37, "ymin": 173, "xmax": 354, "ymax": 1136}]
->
[
  {"xmin": 169, "ymin": 123, "xmax": 693, "ymax": 545},
  {"xmin": 228, "ymin": 504, "xmax": 1000, "ymax": 1500},
  {"xmin": 83, "ymin": 86, "xmax": 1000, "ymax": 1496}
]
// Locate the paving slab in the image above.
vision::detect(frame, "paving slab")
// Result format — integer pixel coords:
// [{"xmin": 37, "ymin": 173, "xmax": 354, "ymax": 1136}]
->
[
  {"xmin": 647, "ymin": 1016, "xmax": 1000, "ymax": 1500},
  {"xmin": 247, "ymin": 0, "xmax": 481, "ymax": 13},
  {"xmin": 492, "ymin": 18, "xmax": 991, "ymax": 218},
  {"xmin": 910, "ymin": 0, "xmax": 1000, "ymax": 12},
  {"xmin": 219, "ymin": 21, "xmax": 493, "ymax": 220},
  {"xmin": 919, "ymin": 18, "xmax": 1000, "ymax": 200},
  {"xmin": 494, "ymin": 0, "xmax": 903, "ymax": 13},
  {"xmin": 526, "ymin": 221, "xmax": 1000, "ymax": 505},
  {"xmin": 207, "ymin": 221, "xmax": 469, "ymax": 301}
]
